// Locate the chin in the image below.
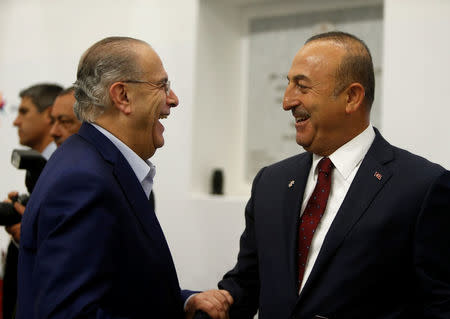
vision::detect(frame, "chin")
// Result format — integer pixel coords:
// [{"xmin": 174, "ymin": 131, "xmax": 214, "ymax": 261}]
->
[{"xmin": 154, "ymin": 139, "xmax": 165, "ymax": 149}]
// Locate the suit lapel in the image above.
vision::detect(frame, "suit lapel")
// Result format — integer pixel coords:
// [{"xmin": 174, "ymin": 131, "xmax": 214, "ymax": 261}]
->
[
  {"xmin": 298, "ymin": 129, "xmax": 395, "ymax": 301},
  {"xmin": 282, "ymin": 153, "xmax": 312, "ymax": 293},
  {"xmin": 112, "ymin": 155, "xmax": 169, "ymax": 244},
  {"xmin": 77, "ymin": 123, "xmax": 173, "ymax": 254},
  {"xmin": 77, "ymin": 123, "xmax": 181, "ymax": 301}
]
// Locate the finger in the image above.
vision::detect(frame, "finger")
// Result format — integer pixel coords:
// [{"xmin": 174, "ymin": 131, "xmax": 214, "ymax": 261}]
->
[
  {"xmin": 14, "ymin": 202, "xmax": 26, "ymax": 215},
  {"xmin": 193, "ymin": 294, "xmax": 226, "ymax": 318},
  {"xmin": 212, "ymin": 290, "xmax": 233, "ymax": 310},
  {"xmin": 5, "ymin": 223, "xmax": 18, "ymax": 232},
  {"xmin": 206, "ymin": 293, "xmax": 231, "ymax": 319},
  {"xmin": 197, "ymin": 299, "xmax": 221, "ymax": 317},
  {"xmin": 8, "ymin": 191, "xmax": 19, "ymax": 200},
  {"xmin": 5, "ymin": 224, "xmax": 20, "ymax": 240},
  {"xmin": 207, "ymin": 291, "xmax": 229, "ymax": 312},
  {"xmin": 218, "ymin": 290, "xmax": 233, "ymax": 305}
]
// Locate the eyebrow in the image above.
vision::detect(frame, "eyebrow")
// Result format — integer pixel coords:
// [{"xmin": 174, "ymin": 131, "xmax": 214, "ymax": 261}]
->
[
  {"xmin": 287, "ymin": 74, "xmax": 311, "ymax": 83},
  {"xmin": 158, "ymin": 76, "xmax": 168, "ymax": 83},
  {"xmin": 55, "ymin": 115, "xmax": 73, "ymax": 120}
]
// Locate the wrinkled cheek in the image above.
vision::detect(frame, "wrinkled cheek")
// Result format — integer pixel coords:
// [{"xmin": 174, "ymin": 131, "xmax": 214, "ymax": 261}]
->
[
  {"xmin": 152, "ymin": 120, "xmax": 165, "ymax": 148},
  {"xmin": 150, "ymin": 92, "xmax": 165, "ymax": 118}
]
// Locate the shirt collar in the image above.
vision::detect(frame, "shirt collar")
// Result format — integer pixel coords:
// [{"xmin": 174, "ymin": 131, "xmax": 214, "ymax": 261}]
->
[
  {"xmin": 91, "ymin": 123, "xmax": 156, "ymax": 198},
  {"xmin": 312, "ymin": 125, "xmax": 375, "ymax": 180},
  {"xmin": 41, "ymin": 141, "xmax": 57, "ymax": 160}
]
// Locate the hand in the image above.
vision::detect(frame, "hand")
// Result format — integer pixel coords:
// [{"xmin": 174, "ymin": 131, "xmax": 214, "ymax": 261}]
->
[
  {"xmin": 7, "ymin": 191, "xmax": 19, "ymax": 202},
  {"xmin": 5, "ymin": 222, "xmax": 21, "ymax": 243},
  {"xmin": 4, "ymin": 191, "xmax": 25, "ymax": 243},
  {"xmin": 185, "ymin": 289, "xmax": 233, "ymax": 319}
]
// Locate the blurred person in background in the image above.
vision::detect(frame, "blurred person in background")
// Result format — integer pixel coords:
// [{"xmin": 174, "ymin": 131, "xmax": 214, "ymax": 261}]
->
[
  {"xmin": 3, "ymin": 83, "xmax": 62, "ymax": 319},
  {"xmin": 49, "ymin": 87, "xmax": 82, "ymax": 147}
]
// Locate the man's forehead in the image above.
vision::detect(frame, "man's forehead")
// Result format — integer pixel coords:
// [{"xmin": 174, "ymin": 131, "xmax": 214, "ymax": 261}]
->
[
  {"xmin": 297, "ymin": 40, "xmax": 345, "ymax": 62},
  {"xmin": 289, "ymin": 41, "xmax": 343, "ymax": 78},
  {"xmin": 20, "ymin": 96, "xmax": 36, "ymax": 107},
  {"xmin": 52, "ymin": 94, "xmax": 75, "ymax": 113},
  {"xmin": 138, "ymin": 45, "xmax": 167, "ymax": 80}
]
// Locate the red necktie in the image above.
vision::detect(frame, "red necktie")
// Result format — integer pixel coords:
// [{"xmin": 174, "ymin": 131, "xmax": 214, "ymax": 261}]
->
[{"xmin": 298, "ymin": 157, "xmax": 333, "ymax": 288}]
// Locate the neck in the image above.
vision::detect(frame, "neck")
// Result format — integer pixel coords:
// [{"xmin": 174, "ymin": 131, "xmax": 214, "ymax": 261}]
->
[
  {"xmin": 32, "ymin": 135, "xmax": 53, "ymax": 153},
  {"xmin": 94, "ymin": 116, "xmax": 154, "ymax": 160},
  {"xmin": 314, "ymin": 120, "xmax": 370, "ymax": 157}
]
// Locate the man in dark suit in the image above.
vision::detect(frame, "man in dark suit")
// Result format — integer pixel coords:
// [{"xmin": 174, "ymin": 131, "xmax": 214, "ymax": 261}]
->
[
  {"xmin": 17, "ymin": 37, "xmax": 232, "ymax": 319},
  {"xmin": 191, "ymin": 31, "xmax": 450, "ymax": 318}
]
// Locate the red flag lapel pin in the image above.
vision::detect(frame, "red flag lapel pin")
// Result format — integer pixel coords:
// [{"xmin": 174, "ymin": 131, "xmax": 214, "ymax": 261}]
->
[{"xmin": 374, "ymin": 171, "xmax": 382, "ymax": 180}]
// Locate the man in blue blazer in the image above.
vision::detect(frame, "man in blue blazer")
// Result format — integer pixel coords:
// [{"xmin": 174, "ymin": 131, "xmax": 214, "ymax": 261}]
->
[
  {"xmin": 193, "ymin": 32, "xmax": 450, "ymax": 318},
  {"xmin": 17, "ymin": 37, "xmax": 232, "ymax": 319}
]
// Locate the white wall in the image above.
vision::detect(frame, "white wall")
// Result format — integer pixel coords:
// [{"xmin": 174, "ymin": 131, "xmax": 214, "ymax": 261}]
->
[
  {"xmin": 382, "ymin": 0, "xmax": 450, "ymax": 169},
  {"xmin": 191, "ymin": 0, "xmax": 249, "ymax": 197}
]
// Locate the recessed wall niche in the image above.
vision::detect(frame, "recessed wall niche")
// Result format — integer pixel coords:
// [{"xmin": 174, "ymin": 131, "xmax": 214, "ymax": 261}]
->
[{"xmin": 192, "ymin": 0, "xmax": 384, "ymax": 196}]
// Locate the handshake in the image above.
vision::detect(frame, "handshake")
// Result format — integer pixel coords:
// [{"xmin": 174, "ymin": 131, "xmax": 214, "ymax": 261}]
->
[{"xmin": 186, "ymin": 289, "xmax": 234, "ymax": 319}]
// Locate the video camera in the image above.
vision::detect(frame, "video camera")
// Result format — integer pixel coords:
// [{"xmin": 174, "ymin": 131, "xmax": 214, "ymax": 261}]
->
[{"xmin": 0, "ymin": 149, "xmax": 47, "ymax": 226}]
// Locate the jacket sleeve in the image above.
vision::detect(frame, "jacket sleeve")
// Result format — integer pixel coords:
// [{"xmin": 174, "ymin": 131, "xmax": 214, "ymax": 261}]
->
[
  {"xmin": 414, "ymin": 170, "xmax": 450, "ymax": 318},
  {"xmin": 25, "ymin": 170, "xmax": 121, "ymax": 319},
  {"xmin": 218, "ymin": 168, "xmax": 266, "ymax": 319}
]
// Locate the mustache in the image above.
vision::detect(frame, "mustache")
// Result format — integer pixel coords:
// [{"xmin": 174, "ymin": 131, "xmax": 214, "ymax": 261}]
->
[{"xmin": 291, "ymin": 107, "xmax": 310, "ymax": 118}]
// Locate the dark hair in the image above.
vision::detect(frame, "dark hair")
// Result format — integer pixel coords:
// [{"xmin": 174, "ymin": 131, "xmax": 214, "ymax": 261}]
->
[
  {"xmin": 19, "ymin": 83, "xmax": 63, "ymax": 112},
  {"xmin": 306, "ymin": 31, "xmax": 375, "ymax": 107},
  {"xmin": 58, "ymin": 86, "xmax": 75, "ymax": 97}
]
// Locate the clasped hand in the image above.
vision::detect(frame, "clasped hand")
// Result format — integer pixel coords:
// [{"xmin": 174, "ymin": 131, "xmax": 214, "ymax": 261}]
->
[{"xmin": 185, "ymin": 289, "xmax": 233, "ymax": 319}]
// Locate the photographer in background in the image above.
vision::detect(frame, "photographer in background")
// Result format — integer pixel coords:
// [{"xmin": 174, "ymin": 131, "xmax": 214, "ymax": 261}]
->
[{"xmin": 2, "ymin": 83, "xmax": 62, "ymax": 319}]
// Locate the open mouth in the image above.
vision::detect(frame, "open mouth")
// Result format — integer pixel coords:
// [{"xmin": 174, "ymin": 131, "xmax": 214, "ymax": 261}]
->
[
  {"xmin": 293, "ymin": 108, "xmax": 310, "ymax": 124},
  {"xmin": 295, "ymin": 114, "xmax": 310, "ymax": 123},
  {"xmin": 159, "ymin": 114, "xmax": 169, "ymax": 119}
]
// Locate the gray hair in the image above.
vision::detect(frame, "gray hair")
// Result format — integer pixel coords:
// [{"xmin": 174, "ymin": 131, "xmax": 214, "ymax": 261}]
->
[{"xmin": 73, "ymin": 37, "xmax": 148, "ymax": 122}]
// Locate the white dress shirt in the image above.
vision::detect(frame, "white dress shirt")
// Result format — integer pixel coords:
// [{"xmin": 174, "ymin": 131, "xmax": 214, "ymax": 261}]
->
[
  {"xmin": 91, "ymin": 123, "xmax": 156, "ymax": 199},
  {"xmin": 41, "ymin": 141, "xmax": 57, "ymax": 160},
  {"xmin": 299, "ymin": 125, "xmax": 375, "ymax": 293}
]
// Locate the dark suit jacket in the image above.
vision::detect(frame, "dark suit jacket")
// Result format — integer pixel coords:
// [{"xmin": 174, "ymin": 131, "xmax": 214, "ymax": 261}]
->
[
  {"xmin": 17, "ymin": 123, "xmax": 192, "ymax": 319},
  {"xmin": 219, "ymin": 128, "xmax": 450, "ymax": 319}
]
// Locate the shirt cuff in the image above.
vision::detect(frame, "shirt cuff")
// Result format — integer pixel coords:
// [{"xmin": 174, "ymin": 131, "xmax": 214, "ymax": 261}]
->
[{"xmin": 184, "ymin": 293, "xmax": 198, "ymax": 311}]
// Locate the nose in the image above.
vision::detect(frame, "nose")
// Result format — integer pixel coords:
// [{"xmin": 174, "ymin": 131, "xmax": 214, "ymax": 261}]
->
[
  {"xmin": 50, "ymin": 122, "xmax": 61, "ymax": 139},
  {"xmin": 282, "ymin": 85, "xmax": 300, "ymax": 111},
  {"xmin": 13, "ymin": 115, "xmax": 20, "ymax": 127},
  {"xmin": 167, "ymin": 89, "xmax": 179, "ymax": 108}
]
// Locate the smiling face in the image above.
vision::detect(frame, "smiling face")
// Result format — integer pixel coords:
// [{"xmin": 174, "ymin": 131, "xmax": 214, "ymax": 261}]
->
[
  {"xmin": 129, "ymin": 45, "xmax": 179, "ymax": 158},
  {"xmin": 283, "ymin": 41, "xmax": 350, "ymax": 156}
]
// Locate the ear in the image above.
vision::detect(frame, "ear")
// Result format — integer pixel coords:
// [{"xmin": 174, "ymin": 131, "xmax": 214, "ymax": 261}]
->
[
  {"xmin": 344, "ymin": 83, "xmax": 365, "ymax": 114},
  {"xmin": 109, "ymin": 82, "xmax": 132, "ymax": 115},
  {"xmin": 43, "ymin": 107, "xmax": 53, "ymax": 124}
]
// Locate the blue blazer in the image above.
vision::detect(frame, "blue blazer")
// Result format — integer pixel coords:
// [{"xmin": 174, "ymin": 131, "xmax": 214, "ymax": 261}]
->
[
  {"xmin": 18, "ymin": 123, "xmax": 192, "ymax": 319},
  {"xmin": 219, "ymin": 128, "xmax": 450, "ymax": 318}
]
